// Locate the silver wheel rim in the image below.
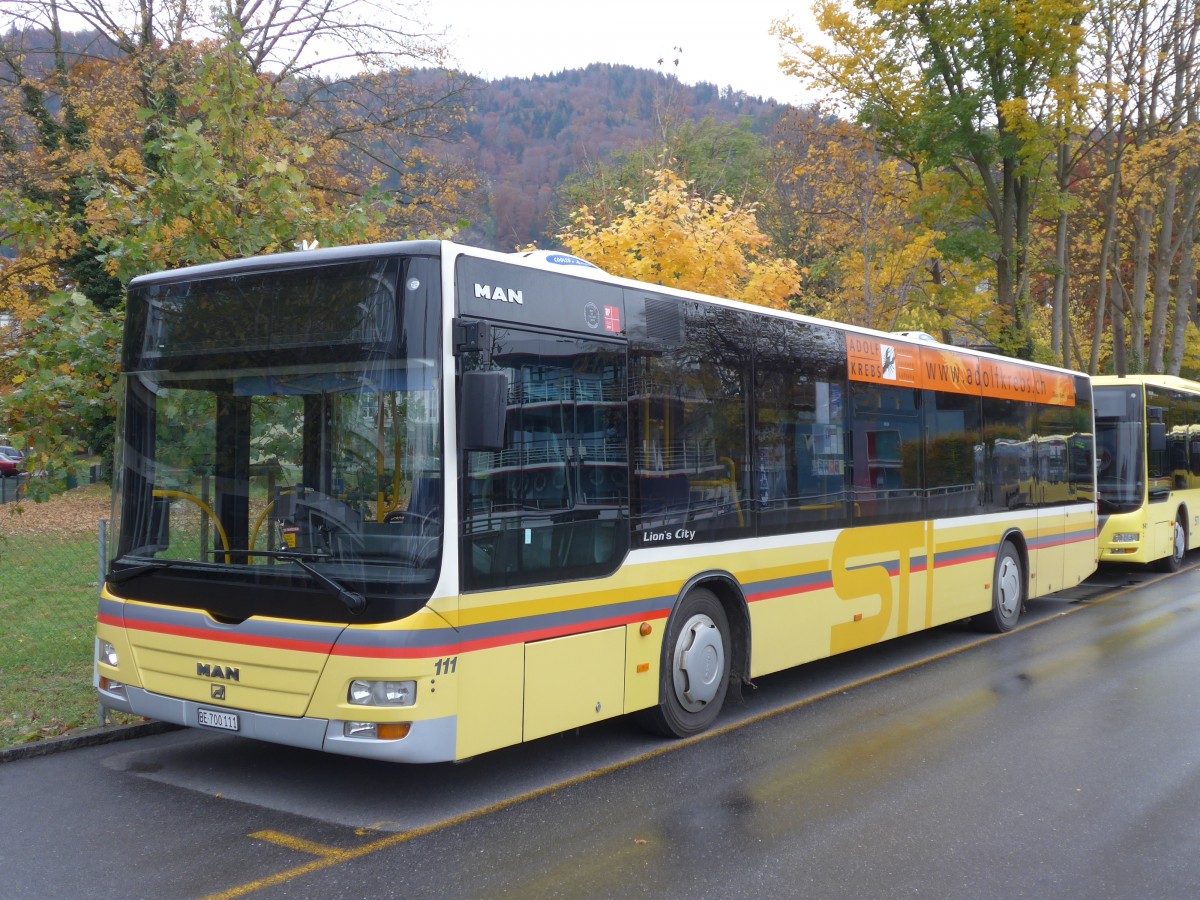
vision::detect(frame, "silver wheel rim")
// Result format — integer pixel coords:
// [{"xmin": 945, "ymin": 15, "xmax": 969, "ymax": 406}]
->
[
  {"xmin": 671, "ymin": 613, "xmax": 725, "ymax": 712},
  {"xmin": 997, "ymin": 555, "xmax": 1021, "ymax": 619},
  {"xmin": 1174, "ymin": 519, "xmax": 1186, "ymax": 562}
]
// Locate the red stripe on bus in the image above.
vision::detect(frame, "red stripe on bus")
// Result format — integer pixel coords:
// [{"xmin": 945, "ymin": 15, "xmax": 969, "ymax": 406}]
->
[
  {"xmin": 1036, "ymin": 534, "xmax": 1092, "ymax": 549},
  {"xmin": 932, "ymin": 551, "xmax": 994, "ymax": 568},
  {"xmin": 746, "ymin": 580, "xmax": 833, "ymax": 603},
  {"xmin": 330, "ymin": 608, "xmax": 673, "ymax": 658},
  {"xmin": 102, "ymin": 529, "xmax": 1093, "ymax": 661},
  {"xmin": 107, "ymin": 613, "xmax": 336, "ymax": 655}
]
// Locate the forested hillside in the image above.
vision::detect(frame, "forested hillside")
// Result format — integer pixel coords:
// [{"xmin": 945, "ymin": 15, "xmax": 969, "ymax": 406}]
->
[
  {"xmin": 432, "ymin": 64, "xmax": 791, "ymax": 249},
  {"xmin": 12, "ymin": 30, "xmax": 793, "ymax": 253}
]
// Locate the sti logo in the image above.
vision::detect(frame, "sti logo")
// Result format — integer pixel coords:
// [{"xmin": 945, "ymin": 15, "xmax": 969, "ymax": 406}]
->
[{"xmin": 475, "ymin": 283, "xmax": 523, "ymax": 305}]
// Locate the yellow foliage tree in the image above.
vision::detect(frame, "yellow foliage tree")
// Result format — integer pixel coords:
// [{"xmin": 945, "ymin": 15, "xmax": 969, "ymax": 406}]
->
[
  {"xmin": 775, "ymin": 114, "xmax": 997, "ymax": 339},
  {"xmin": 557, "ymin": 168, "xmax": 801, "ymax": 310}
]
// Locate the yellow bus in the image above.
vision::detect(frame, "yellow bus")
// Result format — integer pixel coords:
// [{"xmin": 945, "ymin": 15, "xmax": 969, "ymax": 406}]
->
[
  {"xmin": 95, "ymin": 242, "xmax": 1097, "ymax": 762},
  {"xmin": 1094, "ymin": 374, "xmax": 1200, "ymax": 571}
]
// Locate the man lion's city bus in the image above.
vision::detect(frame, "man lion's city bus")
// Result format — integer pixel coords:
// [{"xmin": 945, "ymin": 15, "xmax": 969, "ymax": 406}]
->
[
  {"xmin": 95, "ymin": 241, "xmax": 1098, "ymax": 762},
  {"xmin": 1095, "ymin": 374, "xmax": 1200, "ymax": 571}
]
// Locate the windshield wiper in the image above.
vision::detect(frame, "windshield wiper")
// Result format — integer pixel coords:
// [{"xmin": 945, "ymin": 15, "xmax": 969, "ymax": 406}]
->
[
  {"xmin": 107, "ymin": 558, "xmax": 187, "ymax": 584},
  {"xmin": 250, "ymin": 549, "xmax": 367, "ymax": 614},
  {"xmin": 111, "ymin": 551, "xmax": 366, "ymax": 615}
]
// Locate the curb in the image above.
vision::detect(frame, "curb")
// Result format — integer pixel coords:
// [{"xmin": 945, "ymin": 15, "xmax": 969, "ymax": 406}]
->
[{"xmin": 0, "ymin": 720, "xmax": 182, "ymax": 765}]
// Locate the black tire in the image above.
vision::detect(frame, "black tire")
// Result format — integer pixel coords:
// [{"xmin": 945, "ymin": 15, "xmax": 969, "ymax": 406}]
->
[
  {"xmin": 638, "ymin": 588, "xmax": 731, "ymax": 738},
  {"xmin": 1156, "ymin": 512, "xmax": 1187, "ymax": 573},
  {"xmin": 973, "ymin": 541, "xmax": 1024, "ymax": 633}
]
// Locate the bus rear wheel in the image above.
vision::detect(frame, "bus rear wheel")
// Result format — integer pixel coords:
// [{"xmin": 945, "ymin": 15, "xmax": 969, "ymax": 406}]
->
[
  {"xmin": 974, "ymin": 541, "xmax": 1024, "ymax": 633},
  {"xmin": 638, "ymin": 588, "xmax": 731, "ymax": 738},
  {"xmin": 1156, "ymin": 512, "xmax": 1187, "ymax": 573}
]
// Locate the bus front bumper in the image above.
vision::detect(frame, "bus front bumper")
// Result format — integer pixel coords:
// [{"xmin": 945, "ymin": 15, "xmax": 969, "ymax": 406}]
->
[
  {"xmin": 1099, "ymin": 537, "xmax": 1147, "ymax": 562},
  {"xmin": 96, "ymin": 683, "xmax": 459, "ymax": 763},
  {"xmin": 1097, "ymin": 511, "xmax": 1151, "ymax": 563}
]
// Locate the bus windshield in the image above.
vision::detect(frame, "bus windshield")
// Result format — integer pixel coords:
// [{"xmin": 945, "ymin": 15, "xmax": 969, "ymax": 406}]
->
[
  {"xmin": 1095, "ymin": 384, "xmax": 1145, "ymax": 514},
  {"xmin": 110, "ymin": 251, "xmax": 443, "ymax": 623}
]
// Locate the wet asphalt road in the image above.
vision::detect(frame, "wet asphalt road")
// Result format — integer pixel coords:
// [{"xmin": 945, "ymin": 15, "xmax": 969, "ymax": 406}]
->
[{"xmin": 3, "ymin": 561, "xmax": 1200, "ymax": 899}]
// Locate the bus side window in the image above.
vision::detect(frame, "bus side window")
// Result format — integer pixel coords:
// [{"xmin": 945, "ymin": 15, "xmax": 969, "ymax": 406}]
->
[
  {"xmin": 848, "ymin": 384, "xmax": 923, "ymax": 524},
  {"xmin": 981, "ymin": 398, "xmax": 1035, "ymax": 511},
  {"xmin": 630, "ymin": 300, "xmax": 752, "ymax": 541},
  {"xmin": 460, "ymin": 331, "xmax": 629, "ymax": 591},
  {"xmin": 752, "ymin": 317, "xmax": 849, "ymax": 535},
  {"xmin": 923, "ymin": 388, "xmax": 982, "ymax": 517}
]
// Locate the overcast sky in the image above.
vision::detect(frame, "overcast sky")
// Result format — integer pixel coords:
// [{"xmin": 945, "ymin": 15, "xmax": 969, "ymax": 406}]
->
[{"xmin": 422, "ymin": 1, "xmax": 818, "ymax": 105}]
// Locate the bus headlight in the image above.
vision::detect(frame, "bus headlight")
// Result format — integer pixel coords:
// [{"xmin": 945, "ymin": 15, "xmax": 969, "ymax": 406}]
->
[
  {"xmin": 99, "ymin": 640, "xmax": 119, "ymax": 668},
  {"xmin": 1111, "ymin": 532, "xmax": 1140, "ymax": 543},
  {"xmin": 348, "ymin": 679, "xmax": 416, "ymax": 707}
]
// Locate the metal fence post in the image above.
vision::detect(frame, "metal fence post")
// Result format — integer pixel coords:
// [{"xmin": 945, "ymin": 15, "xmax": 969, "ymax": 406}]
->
[{"xmin": 98, "ymin": 518, "xmax": 107, "ymax": 597}]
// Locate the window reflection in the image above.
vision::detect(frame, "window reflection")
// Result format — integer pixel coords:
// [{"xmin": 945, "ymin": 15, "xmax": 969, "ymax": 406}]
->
[
  {"xmin": 754, "ymin": 318, "xmax": 850, "ymax": 533},
  {"xmin": 629, "ymin": 301, "xmax": 752, "ymax": 539},
  {"xmin": 461, "ymin": 330, "xmax": 628, "ymax": 590}
]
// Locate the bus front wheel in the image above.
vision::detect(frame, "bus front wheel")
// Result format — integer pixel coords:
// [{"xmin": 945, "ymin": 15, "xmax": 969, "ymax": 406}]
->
[
  {"xmin": 974, "ymin": 541, "xmax": 1024, "ymax": 633},
  {"xmin": 639, "ymin": 588, "xmax": 731, "ymax": 738},
  {"xmin": 1157, "ymin": 512, "xmax": 1187, "ymax": 573}
]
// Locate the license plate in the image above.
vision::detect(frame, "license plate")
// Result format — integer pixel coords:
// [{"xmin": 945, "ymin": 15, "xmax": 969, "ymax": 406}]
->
[{"xmin": 198, "ymin": 708, "xmax": 239, "ymax": 732}]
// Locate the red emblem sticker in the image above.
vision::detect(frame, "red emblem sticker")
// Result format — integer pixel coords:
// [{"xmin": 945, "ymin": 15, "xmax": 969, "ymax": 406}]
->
[{"xmin": 604, "ymin": 305, "xmax": 621, "ymax": 333}]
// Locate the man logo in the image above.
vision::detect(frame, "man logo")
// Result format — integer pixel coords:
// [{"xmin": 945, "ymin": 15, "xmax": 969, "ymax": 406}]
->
[
  {"xmin": 475, "ymin": 283, "xmax": 523, "ymax": 305},
  {"xmin": 197, "ymin": 662, "xmax": 240, "ymax": 681},
  {"xmin": 211, "ymin": 684, "xmax": 226, "ymax": 700}
]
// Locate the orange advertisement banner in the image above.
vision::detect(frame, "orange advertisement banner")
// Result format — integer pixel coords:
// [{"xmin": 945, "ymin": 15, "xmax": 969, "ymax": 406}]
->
[
  {"xmin": 845, "ymin": 333, "xmax": 918, "ymax": 386},
  {"xmin": 918, "ymin": 346, "xmax": 980, "ymax": 397},
  {"xmin": 844, "ymin": 334, "xmax": 1076, "ymax": 407},
  {"xmin": 973, "ymin": 355, "xmax": 1075, "ymax": 406}
]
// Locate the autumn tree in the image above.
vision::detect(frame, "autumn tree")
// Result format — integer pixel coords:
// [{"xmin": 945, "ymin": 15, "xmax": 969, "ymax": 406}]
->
[
  {"xmin": 557, "ymin": 167, "xmax": 802, "ymax": 309},
  {"xmin": 88, "ymin": 45, "xmax": 396, "ymax": 279},
  {"xmin": 2, "ymin": 292, "xmax": 122, "ymax": 499},
  {"xmin": 776, "ymin": 0, "xmax": 1090, "ymax": 356},
  {"xmin": 768, "ymin": 112, "xmax": 997, "ymax": 337},
  {"xmin": 0, "ymin": 44, "xmax": 398, "ymax": 490},
  {"xmin": 1103, "ymin": 0, "xmax": 1200, "ymax": 375},
  {"xmin": 0, "ymin": 0, "xmax": 478, "ymax": 488}
]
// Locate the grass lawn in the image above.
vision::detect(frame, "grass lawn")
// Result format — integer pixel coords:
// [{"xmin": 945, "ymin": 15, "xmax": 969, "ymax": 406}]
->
[{"xmin": 0, "ymin": 485, "xmax": 139, "ymax": 748}]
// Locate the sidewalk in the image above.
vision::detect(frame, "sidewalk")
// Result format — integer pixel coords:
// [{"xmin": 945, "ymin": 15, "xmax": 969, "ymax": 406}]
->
[{"xmin": 0, "ymin": 719, "xmax": 180, "ymax": 764}]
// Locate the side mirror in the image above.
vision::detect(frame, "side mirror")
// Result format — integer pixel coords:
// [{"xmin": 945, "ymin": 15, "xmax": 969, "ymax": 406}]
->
[{"xmin": 460, "ymin": 370, "xmax": 508, "ymax": 451}]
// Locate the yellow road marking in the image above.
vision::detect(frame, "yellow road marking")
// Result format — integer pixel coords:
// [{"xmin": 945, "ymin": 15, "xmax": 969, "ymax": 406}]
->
[
  {"xmin": 207, "ymin": 567, "xmax": 1182, "ymax": 899},
  {"xmin": 248, "ymin": 831, "xmax": 349, "ymax": 859}
]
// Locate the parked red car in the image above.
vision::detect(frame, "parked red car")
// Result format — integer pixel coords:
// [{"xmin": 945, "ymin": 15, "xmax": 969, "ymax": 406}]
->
[{"xmin": 0, "ymin": 448, "xmax": 23, "ymax": 477}]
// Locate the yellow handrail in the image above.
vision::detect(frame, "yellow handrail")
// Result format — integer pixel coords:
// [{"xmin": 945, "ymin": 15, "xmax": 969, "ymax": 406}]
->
[
  {"xmin": 249, "ymin": 498, "xmax": 279, "ymax": 558},
  {"xmin": 153, "ymin": 489, "xmax": 231, "ymax": 562}
]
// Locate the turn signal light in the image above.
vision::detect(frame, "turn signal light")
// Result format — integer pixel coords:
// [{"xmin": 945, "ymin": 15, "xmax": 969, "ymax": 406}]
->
[{"xmin": 342, "ymin": 721, "xmax": 412, "ymax": 740}]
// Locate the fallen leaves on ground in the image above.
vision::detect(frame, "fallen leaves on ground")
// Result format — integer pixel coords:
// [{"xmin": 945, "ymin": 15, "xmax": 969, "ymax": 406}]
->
[{"xmin": 0, "ymin": 483, "xmax": 111, "ymax": 535}]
